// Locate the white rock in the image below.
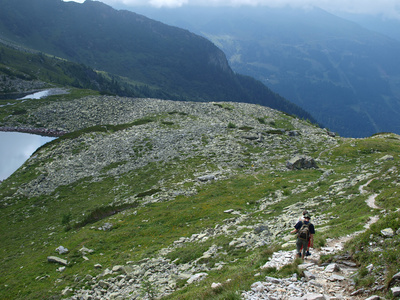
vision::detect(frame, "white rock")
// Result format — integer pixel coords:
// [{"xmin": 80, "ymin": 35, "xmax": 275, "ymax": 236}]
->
[
  {"xmin": 381, "ymin": 228, "xmax": 394, "ymax": 237},
  {"xmin": 55, "ymin": 246, "xmax": 69, "ymax": 254},
  {"xmin": 325, "ymin": 263, "xmax": 340, "ymax": 273},
  {"xmin": 392, "ymin": 286, "xmax": 400, "ymax": 297},
  {"xmin": 328, "ymin": 274, "xmax": 345, "ymax": 281},
  {"xmin": 187, "ymin": 273, "xmax": 208, "ymax": 284},
  {"xmin": 47, "ymin": 256, "xmax": 68, "ymax": 266},
  {"xmin": 365, "ymin": 296, "xmax": 381, "ymax": 300},
  {"xmin": 211, "ymin": 282, "xmax": 222, "ymax": 289}
]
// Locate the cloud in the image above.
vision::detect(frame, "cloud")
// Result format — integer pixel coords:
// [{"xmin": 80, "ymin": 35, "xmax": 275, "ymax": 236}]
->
[
  {"xmin": 63, "ymin": 0, "xmax": 400, "ymax": 19},
  {"xmin": 148, "ymin": 0, "xmax": 188, "ymax": 8},
  {"xmin": 63, "ymin": 0, "xmax": 85, "ymax": 3},
  {"xmin": 96, "ymin": 0, "xmax": 400, "ymax": 18}
]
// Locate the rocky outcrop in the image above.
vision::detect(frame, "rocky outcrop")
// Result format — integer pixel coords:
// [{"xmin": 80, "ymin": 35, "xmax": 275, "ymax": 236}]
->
[{"xmin": 286, "ymin": 155, "xmax": 318, "ymax": 170}]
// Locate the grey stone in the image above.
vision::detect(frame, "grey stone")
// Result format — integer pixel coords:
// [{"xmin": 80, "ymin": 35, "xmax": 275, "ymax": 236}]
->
[
  {"xmin": 47, "ymin": 256, "xmax": 68, "ymax": 266},
  {"xmin": 365, "ymin": 296, "xmax": 380, "ymax": 300},
  {"xmin": 55, "ymin": 246, "xmax": 69, "ymax": 254},
  {"xmin": 288, "ymin": 130, "xmax": 301, "ymax": 137},
  {"xmin": 211, "ymin": 282, "xmax": 222, "ymax": 289},
  {"xmin": 381, "ymin": 228, "xmax": 394, "ymax": 237},
  {"xmin": 392, "ymin": 286, "xmax": 400, "ymax": 297},
  {"xmin": 254, "ymin": 225, "xmax": 269, "ymax": 234},
  {"xmin": 112, "ymin": 265, "xmax": 127, "ymax": 274},
  {"xmin": 286, "ymin": 155, "xmax": 318, "ymax": 170},
  {"xmin": 303, "ymin": 271, "xmax": 316, "ymax": 280},
  {"xmin": 392, "ymin": 271, "xmax": 400, "ymax": 281},
  {"xmin": 325, "ymin": 263, "xmax": 340, "ymax": 273},
  {"xmin": 197, "ymin": 175, "xmax": 216, "ymax": 182},
  {"xmin": 98, "ymin": 280, "xmax": 110, "ymax": 289},
  {"xmin": 265, "ymin": 276, "xmax": 282, "ymax": 284},
  {"xmin": 187, "ymin": 273, "xmax": 208, "ymax": 284},
  {"xmin": 328, "ymin": 274, "xmax": 345, "ymax": 281},
  {"xmin": 380, "ymin": 155, "xmax": 394, "ymax": 161},
  {"xmin": 339, "ymin": 260, "xmax": 357, "ymax": 267}
]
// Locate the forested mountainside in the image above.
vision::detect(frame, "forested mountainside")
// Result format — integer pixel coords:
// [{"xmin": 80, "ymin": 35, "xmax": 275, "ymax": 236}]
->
[
  {"xmin": 132, "ymin": 5, "xmax": 400, "ymax": 138},
  {"xmin": 1, "ymin": 89, "xmax": 400, "ymax": 299},
  {"xmin": 0, "ymin": 0, "xmax": 314, "ymax": 121},
  {"xmin": 0, "ymin": 41, "xmax": 190, "ymax": 99}
]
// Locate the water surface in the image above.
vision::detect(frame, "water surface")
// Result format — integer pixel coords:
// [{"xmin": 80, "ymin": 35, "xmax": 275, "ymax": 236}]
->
[{"xmin": 0, "ymin": 132, "xmax": 55, "ymax": 181}]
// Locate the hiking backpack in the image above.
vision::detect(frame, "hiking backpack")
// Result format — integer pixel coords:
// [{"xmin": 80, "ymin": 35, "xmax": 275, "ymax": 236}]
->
[{"xmin": 297, "ymin": 222, "xmax": 310, "ymax": 240}]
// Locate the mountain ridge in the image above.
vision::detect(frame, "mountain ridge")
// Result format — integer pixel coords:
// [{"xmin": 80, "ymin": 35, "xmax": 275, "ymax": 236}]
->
[{"xmin": 0, "ymin": 0, "xmax": 315, "ymax": 122}]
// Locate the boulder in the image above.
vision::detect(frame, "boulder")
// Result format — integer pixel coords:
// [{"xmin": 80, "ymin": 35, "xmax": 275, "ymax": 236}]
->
[
  {"xmin": 288, "ymin": 130, "xmax": 301, "ymax": 137},
  {"xmin": 365, "ymin": 296, "xmax": 381, "ymax": 300},
  {"xmin": 389, "ymin": 271, "xmax": 400, "ymax": 286},
  {"xmin": 381, "ymin": 228, "xmax": 394, "ymax": 237},
  {"xmin": 187, "ymin": 273, "xmax": 208, "ymax": 284},
  {"xmin": 392, "ymin": 286, "xmax": 400, "ymax": 297},
  {"xmin": 325, "ymin": 263, "xmax": 340, "ymax": 273},
  {"xmin": 211, "ymin": 282, "xmax": 222, "ymax": 289},
  {"xmin": 47, "ymin": 256, "xmax": 68, "ymax": 266},
  {"xmin": 55, "ymin": 246, "xmax": 69, "ymax": 254},
  {"xmin": 379, "ymin": 155, "xmax": 394, "ymax": 161},
  {"xmin": 197, "ymin": 175, "xmax": 216, "ymax": 182},
  {"xmin": 286, "ymin": 155, "xmax": 318, "ymax": 170}
]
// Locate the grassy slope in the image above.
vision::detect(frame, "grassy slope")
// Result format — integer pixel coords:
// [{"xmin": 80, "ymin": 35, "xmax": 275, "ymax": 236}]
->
[{"xmin": 0, "ymin": 95, "xmax": 400, "ymax": 299}]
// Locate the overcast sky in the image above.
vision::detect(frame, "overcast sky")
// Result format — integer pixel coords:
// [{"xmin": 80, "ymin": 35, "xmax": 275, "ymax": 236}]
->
[{"xmin": 64, "ymin": 0, "xmax": 400, "ymax": 19}]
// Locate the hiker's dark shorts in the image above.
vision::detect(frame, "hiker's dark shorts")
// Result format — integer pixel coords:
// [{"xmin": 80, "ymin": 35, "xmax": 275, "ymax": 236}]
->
[{"xmin": 296, "ymin": 238, "xmax": 308, "ymax": 257}]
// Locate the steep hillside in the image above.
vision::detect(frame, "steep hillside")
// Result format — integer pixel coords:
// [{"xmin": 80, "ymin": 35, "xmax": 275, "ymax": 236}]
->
[
  {"xmin": 0, "ymin": 0, "xmax": 314, "ymax": 121},
  {"xmin": 1, "ymin": 92, "xmax": 400, "ymax": 299},
  {"xmin": 0, "ymin": 42, "xmax": 151, "ymax": 98},
  {"xmin": 131, "ymin": 5, "xmax": 400, "ymax": 138},
  {"xmin": 0, "ymin": 41, "xmax": 189, "ymax": 99}
]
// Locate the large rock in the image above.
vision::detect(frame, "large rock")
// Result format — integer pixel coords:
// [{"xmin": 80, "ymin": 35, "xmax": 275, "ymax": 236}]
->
[
  {"xmin": 392, "ymin": 286, "xmax": 400, "ymax": 297},
  {"xmin": 286, "ymin": 155, "xmax": 318, "ymax": 170},
  {"xmin": 381, "ymin": 228, "xmax": 394, "ymax": 237},
  {"xmin": 47, "ymin": 256, "xmax": 68, "ymax": 266}
]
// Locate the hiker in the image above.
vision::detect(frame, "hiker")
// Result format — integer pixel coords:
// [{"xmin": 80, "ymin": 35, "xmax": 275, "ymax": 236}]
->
[
  {"xmin": 298, "ymin": 210, "xmax": 311, "ymax": 256},
  {"xmin": 291, "ymin": 213, "xmax": 315, "ymax": 259}
]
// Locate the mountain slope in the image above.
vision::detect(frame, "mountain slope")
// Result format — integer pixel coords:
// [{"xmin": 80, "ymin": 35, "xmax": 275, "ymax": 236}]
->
[
  {"xmin": 0, "ymin": 0, "xmax": 314, "ymax": 121},
  {"xmin": 1, "ymin": 93, "xmax": 400, "ymax": 299},
  {"xmin": 0, "ymin": 41, "xmax": 185, "ymax": 99},
  {"xmin": 131, "ymin": 5, "xmax": 400, "ymax": 138}
]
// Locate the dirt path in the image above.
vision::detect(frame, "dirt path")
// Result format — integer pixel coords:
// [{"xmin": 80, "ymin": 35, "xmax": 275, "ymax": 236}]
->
[
  {"xmin": 359, "ymin": 178, "xmax": 382, "ymax": 210},
  {"xmin": 243, "ymin": 179, "xmax": 382, "ymax": 299}
]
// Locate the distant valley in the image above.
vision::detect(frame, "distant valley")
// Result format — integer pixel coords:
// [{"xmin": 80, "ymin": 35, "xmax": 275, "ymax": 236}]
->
[{"xmin": 131, "ymin": 5, "xmax": 400, "ymax": 137}]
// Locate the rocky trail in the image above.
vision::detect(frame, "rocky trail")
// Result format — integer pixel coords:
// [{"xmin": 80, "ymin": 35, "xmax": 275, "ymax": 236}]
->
[{"xmin": 241, "ymin": 179, "xmax": 382, "ymax": 300}]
